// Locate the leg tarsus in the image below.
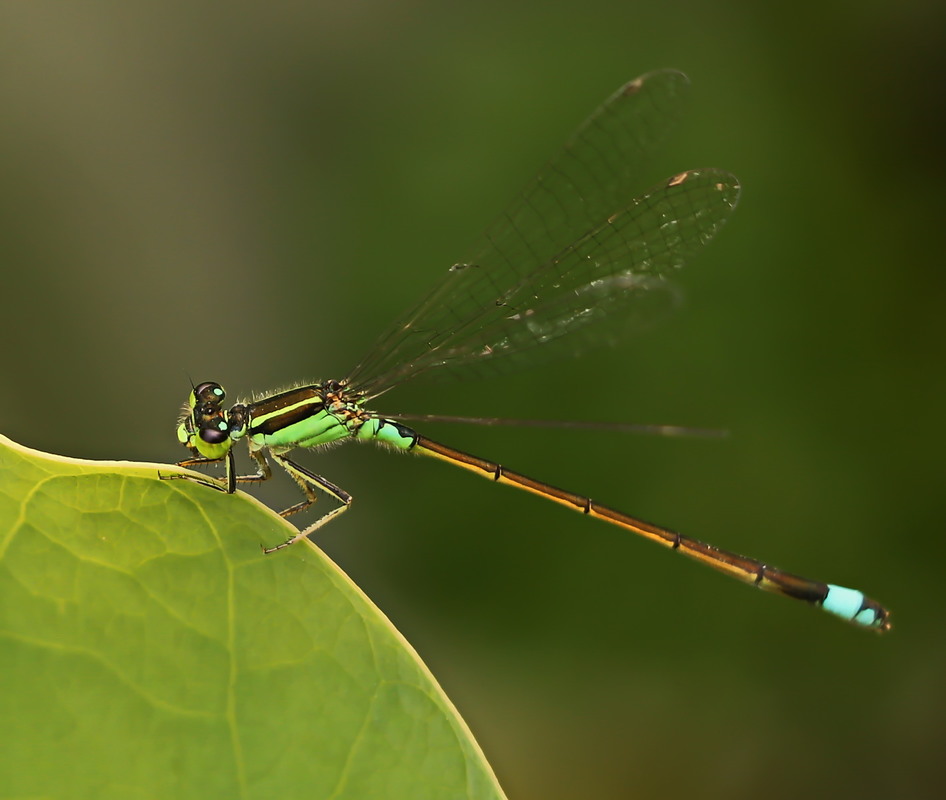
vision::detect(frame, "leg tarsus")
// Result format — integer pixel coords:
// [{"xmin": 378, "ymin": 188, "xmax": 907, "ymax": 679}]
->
[{"xmin": 160, "ymin": 454, "xmax": 231, "ymax": 492}]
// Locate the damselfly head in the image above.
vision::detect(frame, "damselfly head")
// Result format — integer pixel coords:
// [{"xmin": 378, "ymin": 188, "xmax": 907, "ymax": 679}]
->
[{"xmin": 176, "ymin": 381, "xmax": 235, "ymax": 459}]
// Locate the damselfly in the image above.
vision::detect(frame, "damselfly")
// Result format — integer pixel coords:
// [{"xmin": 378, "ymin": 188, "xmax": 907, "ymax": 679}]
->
[{"xmin": 168, "ymin": 70, "xmax": 890, "ymax": 632}]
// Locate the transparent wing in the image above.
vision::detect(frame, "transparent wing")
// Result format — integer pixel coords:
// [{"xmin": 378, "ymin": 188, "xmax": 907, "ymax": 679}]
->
[{"xmin": 346, "ymin": 70, "xmax": 739, "ymax": 397}]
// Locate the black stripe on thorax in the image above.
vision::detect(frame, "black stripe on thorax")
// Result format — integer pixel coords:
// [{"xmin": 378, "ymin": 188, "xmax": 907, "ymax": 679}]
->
[{"xmin": 247, "ymin": 386, "xmax": 326, "ymax": 436}]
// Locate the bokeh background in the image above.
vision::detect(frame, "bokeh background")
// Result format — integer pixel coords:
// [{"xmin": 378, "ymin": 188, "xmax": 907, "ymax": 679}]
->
[{"xmin": 1, "ymin": 2, "xmax": 944, "ymax": 798}]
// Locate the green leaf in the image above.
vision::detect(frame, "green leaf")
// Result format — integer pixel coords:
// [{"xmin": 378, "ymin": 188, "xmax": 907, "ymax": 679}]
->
[{"xmin": 0, "ymin": 434, "xmax": 506, "ymax": 800}]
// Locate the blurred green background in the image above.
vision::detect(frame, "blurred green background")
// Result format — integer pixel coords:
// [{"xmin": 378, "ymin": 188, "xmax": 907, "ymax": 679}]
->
[{"xmin": 1, "ymin": 2, "xmax": 943, "ymax": 798}]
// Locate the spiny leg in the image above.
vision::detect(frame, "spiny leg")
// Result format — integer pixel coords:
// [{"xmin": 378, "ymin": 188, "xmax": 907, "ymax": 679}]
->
[
  {"xmin": 164, "ymin": 448, "xmax": 276, "ymax": 494},
  {"xmin": 273, "ymin": 452, "xmax": 322, "ymax": 518},
  {"xmin": 161, "ymin": 450, "xmax": 237, "ymax": 493},
  {"xmin": 263, "ymin": 453, "xmax": 353, "ymax": 553},
  {"xmin": 234, "ymin": 449, "xmax": 273, "ymax": 487}
]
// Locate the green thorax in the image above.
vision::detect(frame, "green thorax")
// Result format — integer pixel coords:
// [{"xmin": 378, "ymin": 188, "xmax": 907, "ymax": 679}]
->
[
  {"xmin": 235, "ymin": 382, "xmax": 368, "ymax": 451},
  {"xmin": 236, "ymin": 382, "xmax": 418, "ymax": 453}
]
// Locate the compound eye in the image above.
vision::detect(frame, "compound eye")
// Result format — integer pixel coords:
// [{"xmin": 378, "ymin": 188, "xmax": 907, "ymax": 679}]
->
[
  {"xmin": 192, "ymin": 382, "xmax": 226, "ymax": 407},
  {"xmin": 199, "ymin": 420, "xmax": 230, "ymax": 444}
]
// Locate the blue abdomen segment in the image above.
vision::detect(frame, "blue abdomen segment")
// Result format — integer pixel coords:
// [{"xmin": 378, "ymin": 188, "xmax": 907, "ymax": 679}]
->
[{"xmin": 822, "ymin": 584, "xmax": 888, "ymax": 629}]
